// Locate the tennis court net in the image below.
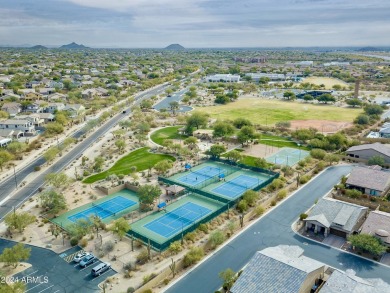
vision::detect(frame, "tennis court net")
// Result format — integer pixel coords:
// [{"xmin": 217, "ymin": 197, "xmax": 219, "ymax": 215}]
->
[
  {"xmin": 226, "ymin": 179, "xmax": 258, "ymax": 190},
  {"xmin": 191, "ymin": 169, "xmax": 220, "ymax": 180},
  {"xmin": 92, "ymin": 203, "xmax": 116, "ymax": 216},
  {"xmin": 166, "ymin": 210, "xmax": 201, "ymax": 224}
]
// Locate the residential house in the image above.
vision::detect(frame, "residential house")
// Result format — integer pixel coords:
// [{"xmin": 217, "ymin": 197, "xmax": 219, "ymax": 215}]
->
[
  {"xmin": 38, "ymin": 87, "xmax": 56, "ymax": 95},
  {"xmin": 47, "ymin": 93, "xmax": 67, "ymax": 102},
  {"xmin": 346, "ymin": 166, "xmax": 390, "ymax": 196},
  {"xmin": 25, "ymin": 102, "xmax": 43, "ymax": 113},
  {"xmin": 45, "ymin": 102, "xmax": 65, "ymax": 114},
  {"xmin": 37, "ymin": 113, "xmax": 55, "ymax": 124},
  {"xmin": 360, "ymin": 211, "xmax": 390, "ymax": 246},
  {"xmin": 15, "ymin": 114, "xmax": 44, "ymax": 127},
  {"xmin": 63, "ymin": 104, "xmax": 85, "ymax": 118},
  {"xmin": 0, "ymin": 93, "xmax": 20, "ymax": 102},
  {"xmin": 304, "ymin": 198, "xmax": 368, "ymax": 238},
  {"xmin": 346, "ymin": 143, "xmax": 390, "ymax": 164},
  {"xmin": 23, "ymin": 92, "xmax": 44, "ymax": 101},
  {"xmin": 0, "ymin": 119, "xmax": 36, "ymax": 136},
  {"xmin": 0, "ymin": 129, "xmax": 23, "ymax": 139},
  {"xmin": 206, "ymin": 74, "xmax": 240, "ymax": 82},
  {"xmin": 1, "ymin": 102, "xmax": 22, "ymax": 117},
  {"xmin": 231, "ymin": 245, "xmax": 325, "ymax": 293},
  {"xmin": 46, "ymin": 81, "xmax": 63, "ymax": 89},
  {"xmin": 320, "ymin": 269, "xmax": 390, "ymax": 293}
]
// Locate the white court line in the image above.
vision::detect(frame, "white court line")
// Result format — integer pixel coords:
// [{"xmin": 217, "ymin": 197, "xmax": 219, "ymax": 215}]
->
[
  {"xmin": 53, "ymin": 290, "xmax": 60, "ymax": 293},
  {"xmin": 38, "ymin": 285, "xmax": 54, "ymax": 293}
]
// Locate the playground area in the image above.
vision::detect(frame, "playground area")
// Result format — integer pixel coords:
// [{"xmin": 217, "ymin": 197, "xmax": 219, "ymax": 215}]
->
[
  {"xmin": 51, "ymin": 189, "xmax": 140, "ymax": 229},
  {"xmin": 265, "ymin": 147, "xmax": 310, "ymax": 166}
]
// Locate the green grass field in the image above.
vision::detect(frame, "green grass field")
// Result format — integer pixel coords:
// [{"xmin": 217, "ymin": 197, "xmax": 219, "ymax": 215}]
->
[
  {"xmin": 202, "ymin": 99, "xmax": 361, "ymax": 125},
  {"xmin": 150, "ymin": 126, "xmax": 187, "ymax": 145},
  {"xmin": 222, "ymin": 150, "xmax": 273, "ymax": 168},
  {"xmin": 259, "ymin": 134, "xmax": 310, "ymax": 150},
  {"xmin": 83, "ymin": 147, "xmax": 175, "ymax": 184}
]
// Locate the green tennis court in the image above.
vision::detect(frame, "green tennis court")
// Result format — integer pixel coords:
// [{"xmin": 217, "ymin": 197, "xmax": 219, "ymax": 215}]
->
[
  {"xmin": 266, "ymin": 147, "xmax": 310, "ymax": 166},
  {"xmin": 51, "ymin": 189, "xmax": 140, "ymax": 230}
]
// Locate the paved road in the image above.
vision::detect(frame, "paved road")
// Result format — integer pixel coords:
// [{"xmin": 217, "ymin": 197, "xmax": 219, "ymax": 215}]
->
[
  {"xmin": 0, "ymin": 84, "xmax": 170, "ymax": 220},
  {"xmin": 165, "ymin": 165, "xmax": 390, "ymax": 293},
  {"xmin": 153, "ymin": 88, "xmax": 192, "ymax": 113},
  {"xmin": 0, "ymin": 239, "xmax": 115, "ymax": 293}
]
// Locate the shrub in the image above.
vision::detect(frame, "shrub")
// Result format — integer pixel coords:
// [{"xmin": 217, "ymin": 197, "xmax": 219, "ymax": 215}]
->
[
  {"xmin": 80, "ymin": 238, "xmax": 88, "ymax": 248},
  {"xmin": 142, "ymin": 290, "xmax": 153, "ymax": 293},
  {"xmin": 300, "ymin": 213, "xmax": 308, "ymax": 220},
  {"xmin": 70, "ymin": 238, "xmax": 78, "ymax": 246},
  {"xmin": 254, "ymin": 205, "xmax": 265, "ymax": 217},
  {"xmin": 143, "ymin": 273, "xmax": 157, "ymax": 285},
  {"xmin": 184, "ymin": 231, "xmax": 196, "ymax": 242},
  {"xmin": 209, "ymin": 230, "xmax": 226, "ymax": 249},
  {"xmin": 198, "ymin": 223, "xmax": 209, "ymax": 234},
  {"xmin": 103, "ymin": 240, "xmax": 114, "ymax": 253},
  {"xmin": 124, "ymin": 262, "xmax": 132, "ymax": 271},
  {"xmin": 271, "ymin": 200, "xmax": 276, "ymax": 206},
  {"xmin": 183, "ymin": 247, "xmax": 204, "ymax": 267},
  {"xmin": 34, "ymin": 166, "xmax": 41, "ymax": 171},
  {"xmin": 268, "ymin": 178, "xmax": 284, "ymax": 191},
  {"xmin": 345, "ymin": 189, "xmax": 362, "ymax": 198},
  {"xmin": 168, "ymin": 241, "xmax": 183, "ymax": 254},
  {"xmin": 237, "ymin": 199, "xmax": 248, "ymax": 213},
  {"xmin": 277, "ymin": 189, "xmax": 287, "ymax": 201},
  {"xmin": 243, "ymin": 190, "xmax": 259, "ymax": 207},
  {"xmin": 299, "ymin": 175, "xmax": 311, "ymax": 184},
  {"xmin": 127, "ymin": 288, "xmax": 135, "ymax": 293},
  {"xmin": 281, "ymin": 166, "xmax": 294, "ymax": 176},
  {"xmin": 310, "ymin": 149, "xmax": 327, "ymax": 160},
  {"xmin": 136, "ymin": 248, "xmax": 149, "ymax": 265}
]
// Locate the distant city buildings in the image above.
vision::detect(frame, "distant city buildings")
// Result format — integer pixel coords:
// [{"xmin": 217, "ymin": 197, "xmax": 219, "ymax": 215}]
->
[{"xmin": 205, "ymin": 74, "xmax": 240, "ymax": 82}]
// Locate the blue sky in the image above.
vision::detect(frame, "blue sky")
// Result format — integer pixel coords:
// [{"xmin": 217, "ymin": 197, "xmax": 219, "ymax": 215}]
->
[{"xmin": 0, "ymin": 0, "xmax": 389, "ymax": 48}]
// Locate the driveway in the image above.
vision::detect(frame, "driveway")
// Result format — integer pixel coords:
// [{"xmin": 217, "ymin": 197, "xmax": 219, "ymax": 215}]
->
[
  {"xmin": 165, "ymin": 165, "xmax": 390, "ymax": 293},
  {"xmin": 322, "ymin": 234, "xmax": 346, "ymax": 248},
  {"xmin": 0, "ymin": 240, "xmax": 116, "ymax": 293}
]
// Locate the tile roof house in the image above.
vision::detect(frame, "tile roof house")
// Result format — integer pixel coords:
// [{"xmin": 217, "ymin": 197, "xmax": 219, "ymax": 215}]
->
[
  {"xmin": 346, "ymin": 143, "xmax": 390, "ymax": 164},
  {"xmin": 0, "ymin": 119, "xmax": 36, "ymax": 136},
  {"xmin": 231, "ymin": 246, "xmax": 325, "ymax": 293},
  {"xmin": 360, "ymin": 211, "xmax": 390, "ymax": 246},
  {"xmin": 346, "ymin": 166, "xmax": 390, "ymax": 196},
  {"xmin": 1, "ymin": 102, "xmax": 22, "ymax": 117},
  {"xmin": 320, "ymin": 269, "xmax": 390, "ymax": 293},
  {"xmin": 304, "ymin": 198, "xmax": 368, "ymax": 238}
]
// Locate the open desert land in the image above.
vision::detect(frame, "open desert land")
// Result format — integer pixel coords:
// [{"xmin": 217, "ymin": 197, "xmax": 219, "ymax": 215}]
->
[
  {"xmin": 302, "ymin": 76, "xmax": 349, "ymax": 89},
  {"xmin": 201, "ymin": 98, "xmax": 362, "ymax": 127}
]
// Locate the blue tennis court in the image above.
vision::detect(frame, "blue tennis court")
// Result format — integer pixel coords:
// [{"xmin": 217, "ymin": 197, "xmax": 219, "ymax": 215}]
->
[
  {"xmin": 211, "ymin": 174, "xmax": 261, "ymax": 199},
  {"xmin": 177, "ymin": 166, "xmax": 223, "ymax": 187},
  {"xmin": 144, "ymin": 202, "xmax": 211, "ymax": 238},
  {"xmin": 68, "ymin": 196, "xmax": 136, "ymax": 223}
]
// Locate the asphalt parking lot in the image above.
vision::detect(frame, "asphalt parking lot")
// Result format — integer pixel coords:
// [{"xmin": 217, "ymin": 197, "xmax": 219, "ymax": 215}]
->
[{"xmin": 0, "ymin": 240, "xmax": 116, "ymax": 293}]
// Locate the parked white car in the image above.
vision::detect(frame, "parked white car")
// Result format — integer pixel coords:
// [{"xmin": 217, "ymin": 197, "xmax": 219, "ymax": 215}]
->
[{"xmin": 74, "ymin": 251, "xmax": 90, "ymax": 263}]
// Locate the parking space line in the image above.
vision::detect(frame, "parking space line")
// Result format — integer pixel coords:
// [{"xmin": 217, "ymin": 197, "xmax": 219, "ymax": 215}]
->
[
  {"xmin": 24, "ymin": 270, "xmax": 39, "ymax": 277},
  {"xmin": 26, "ymin": 282, "xmax": 44, "ymax": 292},
  {"xmin": 38, "ymin": 285, "xmax": 54, "ymax": 293}
]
